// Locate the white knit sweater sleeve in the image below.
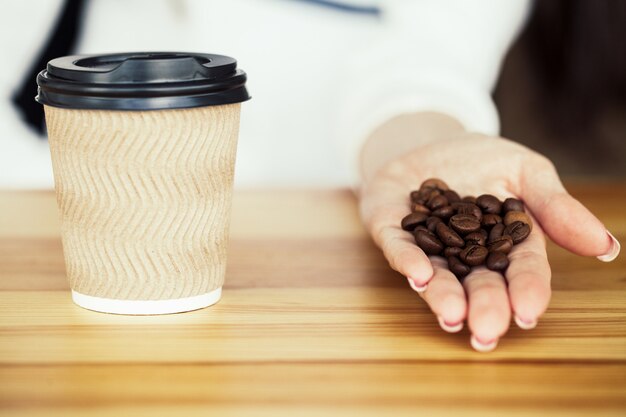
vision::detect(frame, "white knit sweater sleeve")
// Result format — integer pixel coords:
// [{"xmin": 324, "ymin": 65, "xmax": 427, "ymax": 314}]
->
[{"xmin": 333, "ymin": 0, "xmax": 531, "ymax": 187}]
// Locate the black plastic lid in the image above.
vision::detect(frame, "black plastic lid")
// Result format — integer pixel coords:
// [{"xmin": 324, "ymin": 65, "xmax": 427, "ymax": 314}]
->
[{"xmin": 36, "ymin": 52, "xmax": 250, "ymax": 110}]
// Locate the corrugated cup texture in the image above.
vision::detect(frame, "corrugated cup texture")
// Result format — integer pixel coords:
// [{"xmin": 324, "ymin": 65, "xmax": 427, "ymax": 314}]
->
[{"xmin": 45, "ymin": 104, "xmax": 241, "ymax": 300}]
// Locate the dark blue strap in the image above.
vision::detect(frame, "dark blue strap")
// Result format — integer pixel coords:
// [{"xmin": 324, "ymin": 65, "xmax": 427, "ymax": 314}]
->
[
  {"xmin": 296, "ymin": 0, "xmax": 381, "ymax": 16},
  {"xmin": 12, "ymin": 0, "xmax": 86, "ymax": 136}
]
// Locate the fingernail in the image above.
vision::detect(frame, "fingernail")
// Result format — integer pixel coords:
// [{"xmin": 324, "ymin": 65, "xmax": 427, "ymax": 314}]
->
[
  {"xmin": 407, "ymin": 277, "xmax": 428, "ymax": 293},
  {"xmin": 470, "ymin": 335, "xmax": 498, "ymax": 352},
  {"xmin": 437, "ymin": 315, "xmax": 463, "ymax": 333},
  {"xmin": 514, "ymin": 315, "xmax": 537, "ymax": 330},
  {"xmin": 597, "ymin": 230, "xmax": 620, "ymax": 263}
]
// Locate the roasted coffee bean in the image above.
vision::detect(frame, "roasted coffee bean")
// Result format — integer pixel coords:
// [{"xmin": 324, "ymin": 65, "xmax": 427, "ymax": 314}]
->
[
  {"xmin": 426, "ymin": 216, "xmax": 443, "ymax": 233},
  {"xmin": 486, "ymin": 251, "xmax": 509, "ymax": 271},
  {"xmin": 476, "ymin": 194, "xmax": 502, "ymax": 214},
  {"xmin": 504, "ymin": 221, "xmax": 531, "ymax": 244},
  {"xmin": 464, "ymin": 231, "xmax": 486, "ymax": 247},
  {"xmin": 488, "ymin": 235, "xmax": 513, "ymax": 254},
  {"xmin": 421, "ymin": 178, "xmax": 449, "ymax": 191},
  {"xmin": 424, "ymin": 190, "xmax": 442, "ymax": 205},
  {"xmin": 404, "ymin": 180, "xmax": 530, "ymax": 273},
  {"xmin": 411, "ymin": 203, "xmax": 431, "ymax": 215},
  {"xmin": 428, "ymin": 187, "xmax": 442, "ymax": 196},
  {"xmin": 455, "ymin": 203, "xmax": 483, "ymax": 222},
  {"xmin": 427, "ymin": 194, "xmax": 448, "ymax": 210},
  {"xmin": 413, "ymin": 225, "xmax": 429, "ymax": 234},
  {"xmin": 502, "ymin": 197, "xmax": 524, "ymax": 213},
  {"xmin": 449, "ymin": 214, "xmax": 481, "ymax": 235},
  {"xmin": 481, "ymin": 213, "xmax": 502, "ymax": 229},
  {"xmin": 411, "ymin": 187, "xmax": 438, "ymax": 204},
  {"xmin": 460, "ymin": 245, "xmax": 489, "ymax": 266},
  {"xmin": 488, "ymin": 223, "xmax": 506, "ymax": 243},
  {"xmin": 504, "ymin": 210, "xmax": 533, "ymax": 231},
  {"xmin": 443, "ymin": 189, "xmax": 461, "ymax": 204},
  {"xmin": 401, "ymin": 212, "xmax": 428, "ymax": 231},
  {"xmin": 436, "ymin": 222, "xmax": 465, "ymax": 248},
  {"xmin": 431, "ymin": 205, "xmax": 455, "ymax": 220},
  {"xmin": 448, "ymin": 256, "xmax": 471, "ymax": 278},
  {"xmin": 444, "ymin": 246, "xmax": 463, "ymax": 258},
  {"xmin": 414, "ymin": 229, "xmax": 444, "ymax": 255},
  {"xmin": 450, "ymin": 201, "xmax": 463, "ymax": 211},
  {"xmin": 410, "ymin": 190, "xmax": 426, "ymax": 205}
]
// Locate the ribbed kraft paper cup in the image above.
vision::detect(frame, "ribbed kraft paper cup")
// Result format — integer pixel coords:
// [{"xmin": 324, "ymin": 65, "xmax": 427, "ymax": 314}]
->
[
  {"xmin": 37, "ymin": 52, "xmax": 250, "ymax": 314},
  {"xmin": 45, "ymin": 104, "xmax": 240, "ymax": 313}
]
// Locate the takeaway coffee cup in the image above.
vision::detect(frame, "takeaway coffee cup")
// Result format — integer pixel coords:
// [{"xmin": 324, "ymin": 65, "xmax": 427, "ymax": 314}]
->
[{"xmin": 36, "ymin": 52, "xmax": 250, "ymax": 314}]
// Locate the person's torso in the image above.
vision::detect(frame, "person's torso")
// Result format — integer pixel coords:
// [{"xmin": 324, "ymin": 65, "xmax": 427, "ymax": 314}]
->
[{"xmin": 77, "ymin": 0, "xmax": 384, "ymax": 187}]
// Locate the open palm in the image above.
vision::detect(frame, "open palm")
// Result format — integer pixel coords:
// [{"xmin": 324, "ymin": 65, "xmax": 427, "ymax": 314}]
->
[{"xmin": 359, "ymin": 133, "xmax": 619, "ymax": 351}]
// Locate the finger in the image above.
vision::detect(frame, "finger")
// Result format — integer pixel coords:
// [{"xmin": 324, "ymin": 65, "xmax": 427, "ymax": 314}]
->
[
  {"xmin": 417, "ymin": 257, "xmax": 467, "ymax": 332},
  {"xmin": 463, "ymin": 268, "xmax": 511, "ymax": 352},
  {"xmin": 505, "ymin": 222, "xmax": 551, "ymax": 329},
  {"xmin": 377, "ymin": 221, "xmax": 434, "ymax": 287},
  {"xmin": 521, "ymin": 157, "xmax": 619, "ymax": 260},
  {"xmin": 360, "ymin": 181, "xmax": 434, "ymax": 285}
]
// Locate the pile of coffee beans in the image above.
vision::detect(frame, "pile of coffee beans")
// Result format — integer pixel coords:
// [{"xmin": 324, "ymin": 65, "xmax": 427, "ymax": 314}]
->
[{"xmin": 401, "ymin": 178, "xmax": 532, "ymax": 279}]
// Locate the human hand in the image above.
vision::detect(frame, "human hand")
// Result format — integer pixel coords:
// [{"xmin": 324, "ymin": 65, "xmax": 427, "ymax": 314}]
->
[{"xmin": 359, "ymin": 132, "xmax": 620, "ymax": 351}]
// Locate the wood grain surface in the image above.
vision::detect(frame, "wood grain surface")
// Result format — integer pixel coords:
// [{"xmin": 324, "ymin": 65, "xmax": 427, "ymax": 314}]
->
[{"xmin": 0, "ymin": 184, "xmax": 625, "ymax": 416}]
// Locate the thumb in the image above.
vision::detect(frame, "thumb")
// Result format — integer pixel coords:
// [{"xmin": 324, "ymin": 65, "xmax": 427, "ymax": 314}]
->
[{"xmin": 520, "ymin": 157, "xmax": 620, "ymax": 261}]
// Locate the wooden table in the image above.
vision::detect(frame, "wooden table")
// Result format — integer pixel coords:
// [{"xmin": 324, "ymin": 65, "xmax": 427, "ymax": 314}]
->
[{"xmin": 1, "ymin": 185, "xmax": 625, "ymax": 416}]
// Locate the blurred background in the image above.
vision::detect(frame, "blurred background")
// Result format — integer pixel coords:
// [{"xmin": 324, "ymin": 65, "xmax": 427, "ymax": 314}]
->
[
  {"xmin": 494, "ymin": 0, "xmax": 626, "ymax": 178},
  {"xmin": 1, "ymin": 0, "xmax": 625, "ymax": 187}
]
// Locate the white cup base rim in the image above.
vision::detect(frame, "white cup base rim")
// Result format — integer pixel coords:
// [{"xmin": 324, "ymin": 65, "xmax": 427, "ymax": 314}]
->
[{"xmin": 71, "ymin": 287, "xmax": 222, "ymax": 315}]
